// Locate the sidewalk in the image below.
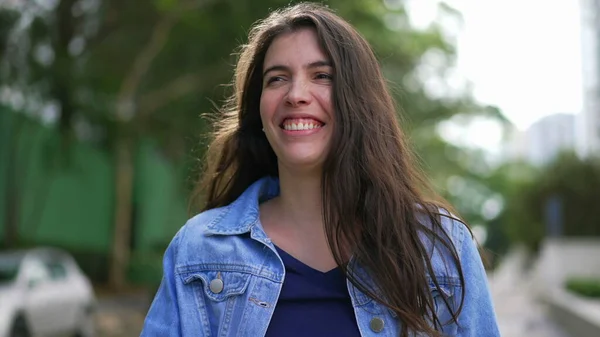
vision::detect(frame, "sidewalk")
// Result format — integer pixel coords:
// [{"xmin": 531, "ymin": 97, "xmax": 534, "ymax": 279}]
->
[
  {"xmin": 94, "ymin": 291, "xmax": 148, "ymax": 337},
  {"xmin": 488, "ymin": 249, "xmax": 571, "ymax": 337}
]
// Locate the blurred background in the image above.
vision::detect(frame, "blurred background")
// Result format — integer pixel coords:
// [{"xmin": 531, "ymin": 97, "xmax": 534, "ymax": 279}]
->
[{"xmin": 0, "ymin": 0, "xmax": 599, "ymax": 336}]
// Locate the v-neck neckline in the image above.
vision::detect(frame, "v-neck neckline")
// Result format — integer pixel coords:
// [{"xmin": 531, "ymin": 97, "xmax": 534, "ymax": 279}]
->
[{"xmin": 274, "ymin": 245, "xmax": 341, "ymax": 277}]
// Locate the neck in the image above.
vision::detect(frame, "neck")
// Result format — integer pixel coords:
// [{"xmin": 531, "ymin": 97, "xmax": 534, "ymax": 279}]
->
[{"xmin": 275, "ymin": 165, "xmax": 324, "ymax": 232}]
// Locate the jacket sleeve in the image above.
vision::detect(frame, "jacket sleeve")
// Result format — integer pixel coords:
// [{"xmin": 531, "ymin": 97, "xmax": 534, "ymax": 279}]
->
[
  {"xmin": 456, "ymin": 223, "xmax": 502, "ymax": 337},
  {"xmin": 140, "ymin": 233, "xmax": 182, "ymax": 337}
]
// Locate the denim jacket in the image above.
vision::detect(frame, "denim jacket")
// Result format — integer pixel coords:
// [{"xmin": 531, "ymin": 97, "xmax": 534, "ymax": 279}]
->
[{"xmin": 141, "ymin": 176, "xmax": 500, "ymax": 337}]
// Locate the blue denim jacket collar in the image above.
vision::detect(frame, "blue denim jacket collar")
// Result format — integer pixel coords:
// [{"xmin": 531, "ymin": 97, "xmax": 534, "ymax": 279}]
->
[{"xmin": 204, "ymin": 176, "xmax": 280, "ymax": 237}]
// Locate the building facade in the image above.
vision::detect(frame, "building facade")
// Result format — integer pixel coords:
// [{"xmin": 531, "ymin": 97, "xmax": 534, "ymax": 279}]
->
[
  {"xmin": 579, "ymin": 0, "xmax": 600, "ymax": 156},
  {"xmin": 526, "ymin": 113, "xmax": 576, "ymax": 166}
]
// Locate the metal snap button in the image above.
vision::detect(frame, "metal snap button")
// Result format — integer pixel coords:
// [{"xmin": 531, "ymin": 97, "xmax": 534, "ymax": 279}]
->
[
  {"xmin": 209, "ymin": 277, "xmax": 224, "ymax": 294},
  {"xmin": 370, "ymin": 317, "xmax": 385, "ymax": 332}
]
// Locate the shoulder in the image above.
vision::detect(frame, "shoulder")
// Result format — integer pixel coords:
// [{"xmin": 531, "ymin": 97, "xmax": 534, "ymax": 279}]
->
[
  {"xmin": 166, "ymin": 205, "xmax": 233, "ymax": 265},
  {"xmin": 416, "ymin": 206, "xmax": 472, "ymax": 281},
  {"xmin": 179, "ymin": 206, "xmax": 232, "ymax": 241},
  {"xmin": 164, "ymin": 177, "xmax": 277, "ymax": 271},
  {"xmin": 435, "ymin": 207, "xmax": 471, "ymax": 257}
]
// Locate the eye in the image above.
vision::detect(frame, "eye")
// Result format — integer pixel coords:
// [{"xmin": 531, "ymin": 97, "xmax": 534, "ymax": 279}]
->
[
  {"xmin": 315, "ymin": 73, "xmax": 333, "ymax": 81},
  {"xmin": 266, "ymin": 76, "xmax": 285, "ymax": 85}
]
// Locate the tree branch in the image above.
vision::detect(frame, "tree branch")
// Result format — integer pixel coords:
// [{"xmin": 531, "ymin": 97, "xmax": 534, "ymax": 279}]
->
[
  {"xmin": 116, "ymin": 0, "xmax": 216, "ymax": 120},
  {"xmin": 138, "ymin": 66, "xmax": 225, "ymax": 115},
  {"xmin": 139, "ymin": 73, "xmax": 201, "ymax": 114}
]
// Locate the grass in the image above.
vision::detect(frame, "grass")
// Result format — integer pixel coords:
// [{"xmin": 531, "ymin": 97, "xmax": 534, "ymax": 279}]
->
[{"xmin": 565, "ymin": 277, "xmax": 600, "ymax": 299}]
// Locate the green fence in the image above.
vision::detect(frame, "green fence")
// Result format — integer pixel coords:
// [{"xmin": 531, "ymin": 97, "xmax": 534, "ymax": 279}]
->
[{"xmin": 1, "ymin": 106, "xmax": 187, "ymax": 284}]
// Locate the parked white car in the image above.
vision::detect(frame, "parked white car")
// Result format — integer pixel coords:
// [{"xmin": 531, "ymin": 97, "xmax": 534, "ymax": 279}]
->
[{"xmin": 0, "ymin": 248, "xmax": 96, "ymax": 337}]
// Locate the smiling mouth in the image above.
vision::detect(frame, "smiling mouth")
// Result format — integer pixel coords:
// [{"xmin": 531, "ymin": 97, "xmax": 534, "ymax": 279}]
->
[{"xmin": 280, "ymin": 118, "xmax": 325, "ymax": 131}]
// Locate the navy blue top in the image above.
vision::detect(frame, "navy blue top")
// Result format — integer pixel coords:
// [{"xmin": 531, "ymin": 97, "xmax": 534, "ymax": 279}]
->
[{"xmin": 265, "ymin": 246, "xmax": 362, "ymax": 337}]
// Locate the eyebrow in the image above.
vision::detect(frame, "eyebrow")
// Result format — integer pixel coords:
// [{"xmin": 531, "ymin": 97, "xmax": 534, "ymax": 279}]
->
[{"xmin": 262, "ymin": 60, "xmax": 332, "ymax": 77}]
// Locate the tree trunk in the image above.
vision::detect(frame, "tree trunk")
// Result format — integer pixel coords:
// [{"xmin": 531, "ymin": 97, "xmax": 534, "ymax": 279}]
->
[
  {"xmin": 3, "ymin": 119, "xmax": 21, "ymax": 248},
  {"xmin": 3, "ymin": 116, "xmax": 52, "ymax": 248},
  {"xmin": 108, "ymin": 134, "xmax": 134, "ymax": 290},
  {"xmin": 106, "ymin": 0, "xmax": 209, "ymax": 290}
]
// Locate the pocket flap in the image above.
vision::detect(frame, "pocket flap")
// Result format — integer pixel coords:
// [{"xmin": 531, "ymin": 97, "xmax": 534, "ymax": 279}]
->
[
  {"xmin": 183, "ymin": 270, "xmax": 251, "ymax": 302},
  {"xmin": 429, "ymin": 283, "xmax": 453, "ymax": 299}
]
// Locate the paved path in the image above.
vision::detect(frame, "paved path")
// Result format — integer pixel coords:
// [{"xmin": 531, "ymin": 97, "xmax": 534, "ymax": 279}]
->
[{"xmin": 488, "ymin": 249, "xmax": 571, "ymax": 337}]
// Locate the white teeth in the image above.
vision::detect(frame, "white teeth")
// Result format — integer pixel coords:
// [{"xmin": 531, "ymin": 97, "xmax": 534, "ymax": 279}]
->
[{"xmin": 283, "ymin": 122, "xmax": 322, "ymax": 130}]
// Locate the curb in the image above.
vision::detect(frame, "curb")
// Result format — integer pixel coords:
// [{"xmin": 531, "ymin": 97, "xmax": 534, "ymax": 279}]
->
[{"xmin": 541, "ymin": 290, "xmax": 600, "ymax": 337}]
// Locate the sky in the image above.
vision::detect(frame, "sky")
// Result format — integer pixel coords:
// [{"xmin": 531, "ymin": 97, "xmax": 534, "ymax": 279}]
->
[{"xmin": 403, "ymin": 0, "xmax": 583, "ymax": 152}]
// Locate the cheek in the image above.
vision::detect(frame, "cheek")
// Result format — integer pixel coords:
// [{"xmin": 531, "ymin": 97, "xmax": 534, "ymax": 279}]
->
[
  {"xmin": 259, "ymin": 92, "xmax": 276, "ymax": 121},
  {"xmin": 259, "ymin": 99, "xmax": 266, "ymax": 121},
  {"xmin": 259, "ymin": 99, "xmax": 270, "ymax": 128},
  {"xmin": 316, "ymin": 89, "xmax": 334, "ymax": 120}
]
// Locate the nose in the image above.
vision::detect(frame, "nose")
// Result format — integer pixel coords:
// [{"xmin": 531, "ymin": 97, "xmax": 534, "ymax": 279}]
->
[{"xmin": 285, "ymin": 78, "xmax": 312, "ymax": 107}]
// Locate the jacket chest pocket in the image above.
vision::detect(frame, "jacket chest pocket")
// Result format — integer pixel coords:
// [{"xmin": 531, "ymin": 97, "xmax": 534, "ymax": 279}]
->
[
  {"xmin": 430, "ymin": 283, "xmax": 459, "ymax": 334},
  {"xmin": 183, "ymin": 270, "xmax": 253, "ymax": 336}
]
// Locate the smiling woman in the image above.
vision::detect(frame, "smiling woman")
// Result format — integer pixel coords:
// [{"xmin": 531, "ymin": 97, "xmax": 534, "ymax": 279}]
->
[
  {"xmin": 260, "ymin": 27, "xmax": 334, "ymax": 174},
  {"xmin": 141, "ymin": 3, "xmax": 501, "ymax": 337}
]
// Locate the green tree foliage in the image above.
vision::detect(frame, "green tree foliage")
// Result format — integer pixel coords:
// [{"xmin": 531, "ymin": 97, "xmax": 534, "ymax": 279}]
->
[
  {"xmin": 1, "ymin": 0, "xmax": 508, "ymax": 286},
  {"xmin": 488, "ymin": 153, "xmax": 600, "ymax": 254},
  {"xmin": 1, "ymin": 0, "xmax": 504, "ymax": 169},
  {"xmin": 531, "ymin": 153, "xmax": 600, "ymax": 237},
  {"xmin": 482, "ymin": 160, "xmax": 540, "ymax": 260}
]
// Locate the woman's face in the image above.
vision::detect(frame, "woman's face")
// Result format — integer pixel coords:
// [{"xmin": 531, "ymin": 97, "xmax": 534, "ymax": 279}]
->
[{"xmin": 259, "ymin": 27, "xmax": 334, "ymax": 174}]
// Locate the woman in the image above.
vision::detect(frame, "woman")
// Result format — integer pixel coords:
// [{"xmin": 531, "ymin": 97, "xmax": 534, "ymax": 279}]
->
[{"xmin": 141, "ymin": 2, "xmax": 500, "ymax": 337}]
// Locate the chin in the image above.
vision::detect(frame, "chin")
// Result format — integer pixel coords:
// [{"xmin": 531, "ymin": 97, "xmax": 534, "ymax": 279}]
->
[{"xmin": 279, "ymin": 154, "xmax": 325, "ymax": 172}]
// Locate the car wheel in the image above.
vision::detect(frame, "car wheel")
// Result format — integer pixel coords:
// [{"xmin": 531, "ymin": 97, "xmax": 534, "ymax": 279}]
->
[
  {"xmin": 9, "ymin": 315, "xmax": 31, "ymax": 337},
  {"xmin": 73, "ymin": 308, "xmax": 95, "ymax": 337}
]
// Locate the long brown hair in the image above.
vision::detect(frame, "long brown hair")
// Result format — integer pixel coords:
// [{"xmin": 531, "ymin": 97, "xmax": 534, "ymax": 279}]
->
[{"xmin": 193, "ymin": 3, "xmax": 468, "ymax": 336}]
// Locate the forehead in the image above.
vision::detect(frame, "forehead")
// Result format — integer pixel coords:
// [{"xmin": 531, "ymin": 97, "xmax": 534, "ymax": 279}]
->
[{"xmin": 263, "ymin": 27, "xmax": 329, "ymax": 66}]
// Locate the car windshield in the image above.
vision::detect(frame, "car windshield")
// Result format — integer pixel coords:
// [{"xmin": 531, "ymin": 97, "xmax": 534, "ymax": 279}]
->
[{"xmin": 0, "ymin": 253, "xmax": 23, "ymax": 284}]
